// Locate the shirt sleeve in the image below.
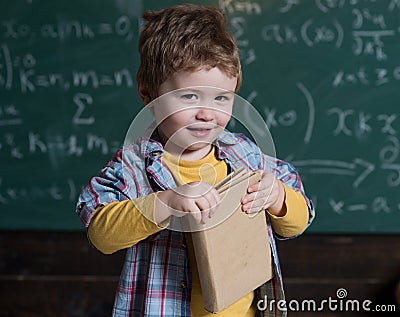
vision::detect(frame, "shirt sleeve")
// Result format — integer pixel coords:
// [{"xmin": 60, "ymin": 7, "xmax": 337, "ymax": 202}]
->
[
  {"xmin": 88, "ymin": 193, "xmax": 169, "ymax": 254},
  {"xmin": 267, "ymin": 184, "xmax": 309, "ymax": 238},
  {"xmin": 236, "ymin": 134, "xmax": 315, "ymax": 234},
  {"xmin": 262, "ymin": 155, "xmax": 315, "ymax": 239}
]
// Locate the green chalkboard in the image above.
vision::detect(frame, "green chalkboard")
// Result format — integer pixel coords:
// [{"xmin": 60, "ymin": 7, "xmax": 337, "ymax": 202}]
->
[{"xmin": 1, "ymin": 0, "xmax": 399, "ymax": 232}]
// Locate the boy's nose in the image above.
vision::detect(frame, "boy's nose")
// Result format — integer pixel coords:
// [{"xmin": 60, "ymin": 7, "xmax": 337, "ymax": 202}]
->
[{"xmin": 195, "ymin": 107, "xmax": 215, "ymax": 121}]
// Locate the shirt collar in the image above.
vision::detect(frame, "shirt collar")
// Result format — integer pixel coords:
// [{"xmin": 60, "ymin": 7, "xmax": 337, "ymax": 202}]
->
[
  {"xmin": 214, "ymin": 130, "xmax": 239, "ymax": 146},
  {"xmin": 137, "ymin": 122, "xmax": 164, "ymax": 158}
]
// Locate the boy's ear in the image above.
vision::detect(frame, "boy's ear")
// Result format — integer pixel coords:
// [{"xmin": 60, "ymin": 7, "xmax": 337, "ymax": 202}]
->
[{"xmin": 138, "ymin": 85, "xmax": 152, "ymax": 105}]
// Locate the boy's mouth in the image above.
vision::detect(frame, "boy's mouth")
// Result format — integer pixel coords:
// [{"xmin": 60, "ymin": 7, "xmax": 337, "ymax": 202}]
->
[{"xmin": 186, "ymin": 126, "xmax": 216, "ymax": 137}]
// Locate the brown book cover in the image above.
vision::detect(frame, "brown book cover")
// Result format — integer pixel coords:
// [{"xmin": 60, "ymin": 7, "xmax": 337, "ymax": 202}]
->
[{"xmin": 188, "ymin": 168, "xmax": 273, "ymax": 313}]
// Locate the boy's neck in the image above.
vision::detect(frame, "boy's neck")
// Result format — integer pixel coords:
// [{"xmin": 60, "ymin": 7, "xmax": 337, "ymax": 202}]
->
[{"xmin": 164, "ymin": 144, "xmax": 213, "ymax": 161}]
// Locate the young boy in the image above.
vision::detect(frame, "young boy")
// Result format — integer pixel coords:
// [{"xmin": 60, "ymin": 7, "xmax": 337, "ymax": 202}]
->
[{"xmin": 76, "ymin": 4, "xmax": 314, "ymax": 317}]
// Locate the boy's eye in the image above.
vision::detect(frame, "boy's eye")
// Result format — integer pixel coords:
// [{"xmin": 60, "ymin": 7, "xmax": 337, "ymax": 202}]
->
[
  {"xmin": 181, "ymin": 94, "xmax": 198, "ymax": 100},
  {"xmin": 215, "ymin": 96, "xmax": 227, "ymax": 101},
  {"xmin": 215, "ymin": 95, "xmax": 231, "ymax": 102}
]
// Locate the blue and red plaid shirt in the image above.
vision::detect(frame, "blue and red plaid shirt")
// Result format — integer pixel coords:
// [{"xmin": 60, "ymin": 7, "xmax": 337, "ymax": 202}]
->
[{"xmin": 76, "ymin": 130, "xmax": 314, "ymax": 317}]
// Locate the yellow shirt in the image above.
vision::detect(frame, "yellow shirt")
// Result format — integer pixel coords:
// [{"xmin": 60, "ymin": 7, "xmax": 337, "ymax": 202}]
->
[
  {"xmin": 88, "ymin": 146, "xmax": 309, "ymax": 316},
  {"xmin": 162, "ymin": 149, "xmax": 256, "ymax": 317}
]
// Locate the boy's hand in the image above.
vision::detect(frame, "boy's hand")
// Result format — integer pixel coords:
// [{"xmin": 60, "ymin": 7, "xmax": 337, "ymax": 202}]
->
[
  {"xmin": 241, "ymin": 171, "xmax": 286, "ymax": 217},
  {"xmin": 156, "ymin": 182, "xmax": 221, "ymax": 224}
]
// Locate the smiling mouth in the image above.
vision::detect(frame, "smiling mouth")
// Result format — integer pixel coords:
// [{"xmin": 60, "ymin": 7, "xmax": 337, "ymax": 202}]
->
[
  {"xmin": 187, "ymin": 126, "xmax": 216, "ymax": 137},
  {"xmin": 187, "ymin": 127, "xmax": 212, "ymax": 131}
]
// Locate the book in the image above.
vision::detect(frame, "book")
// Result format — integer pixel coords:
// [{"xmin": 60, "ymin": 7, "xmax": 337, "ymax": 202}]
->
[{"xmin": 188, "ymin": 168, "xmax": 273, "ymax": 313}]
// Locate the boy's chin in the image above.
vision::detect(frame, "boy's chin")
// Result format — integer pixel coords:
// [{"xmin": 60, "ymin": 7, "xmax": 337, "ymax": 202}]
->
[{"xmin": 186, "ymin": 143, "xmax": 213, "ymax": 151}]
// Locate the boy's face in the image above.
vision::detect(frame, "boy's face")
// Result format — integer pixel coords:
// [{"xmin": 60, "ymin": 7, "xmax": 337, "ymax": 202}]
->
[{"xmin": 152, "ymin": 67, "xmax": 237, "ymax": 159}]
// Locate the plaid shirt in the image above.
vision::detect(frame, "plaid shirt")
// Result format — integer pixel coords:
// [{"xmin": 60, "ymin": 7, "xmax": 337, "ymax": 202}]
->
[{"xmin": 76, "ymin": 130, "xmax": 315, "ymax": 317}]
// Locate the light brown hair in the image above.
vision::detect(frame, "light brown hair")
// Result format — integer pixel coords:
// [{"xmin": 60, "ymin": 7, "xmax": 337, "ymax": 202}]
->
[{"xmin": 136, "ymin": 4, "xmax": 242, "ymax": 102}]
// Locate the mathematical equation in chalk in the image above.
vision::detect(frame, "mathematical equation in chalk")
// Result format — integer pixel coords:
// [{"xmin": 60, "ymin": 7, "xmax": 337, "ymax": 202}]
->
[
  {"xmin": 1, "ymin": 15, "xmax": 136, "ymax": 41},
  {"xmin": 0, "ymin": 131, "xmax": 122, "ymax": 160},
  {"xmin": 0, "ymin": 45, "xmax": 135, "ymax": 93},
  {"xmin": 0, "ymin": 177, "xmax": 78, "ymax": 205},
  {"xmin": 327, "ymin": 195, "xmax": 400, "ymax": 215},
  {"xmin": 223, "ymin": 0, "xmax": 400, "ymax": 67}
]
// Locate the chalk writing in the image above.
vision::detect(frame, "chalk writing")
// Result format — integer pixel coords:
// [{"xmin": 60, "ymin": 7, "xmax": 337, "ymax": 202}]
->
[
  {"xmin": 244, "ymin": 83, "xmax": 314, "ymax": 145},
  {"xmin": 381, "ymin": 163, "xmax": 400, "ymax": 187},
  {"xmin": 1, "ymin": 15, "xmax": 135, "ymax": 41},
  {"xmin": 296, "ymin": 82, "xmax": 315, "ymax": 144},
  {"xmin": 72, "ymin": 93, "xmax": 95, "ymax": 126},
  {"xmin": 352, "ymin": 30, "xmax": 394, "ymax": 60},
  {"xmin": 328, "ymin": 196, "xmax": 399, "ymax": 215},
  {"xmin": 0, "ymin": 177, "xmax": 78, "ymax": 204},
  {"xmin": 228, "ymin": 14, "xmax": 256, "ymax": 65},
  {"xmin": 352, "ymin": 8, "xmax": 387, "ymax": 29},
  {"xmin": 263, "ymin": 107, "xmax": 297, "ymax": 128},
  {"xmin": 315, "ymin": 0, "xmax": 382, "ymax": 14},
  {"xmin": 262, "ymin": 19, "xmax": 344, "ymax": 48},
  {"xmin": 280, "ymin": 0, "xmax": 300, "ymax": 13},
  {"xmin": 291, "ymin": 158, "xmax": 375, "ymax": 188},
  {"xmin": 261, "ymin": 0, "xmax": 399, "ymax": 62},
  {"xmin": 0, "ymin": 131, "xmax": 121, "ymax": 159},
  {"xmin": 0, "ymin": 47, "xmax": 134, "ymax": 92},
  {"xmin": 0, "ymin": 104, "xmax": 22, "ymax": 127},
  {"xmin": 1, "ymin": 133, "xmax": 23, "ymax": 159},
  {"xmin": 379, "ymin": 136, "xmax": 399, "ymax": 163},
  {"xmin": 327, "ymin": 108, "xmax": 399, "ymax": 136},
  {"xmin": 220, "ymin": 0, "xmax": 261, "ymax": 15},
  {"xmin": 333, "ymin": 65, "xmax": 400, "ymax": 86}
]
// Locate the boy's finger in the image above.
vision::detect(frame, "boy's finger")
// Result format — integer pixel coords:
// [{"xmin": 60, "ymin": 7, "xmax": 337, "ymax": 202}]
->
[
  {"xmin": 249, "ymin": 173, "xmax": 276, "ymax": 193},
  {"xmin": 247, "ymin": 182, "xmax": 262, "ymax": 193},
  {"xmin": 248, "ymin": 179, "xmax": 274, "ymax": 193},
  {"xmin": 242, "ymin": 188, "xmax": 270, "ymax": 204},
  {"xmin": 208, "ymin": 198, "xmax": 220, "ymax": 218},
  {"xmin": 244, "ymin": 190, "xmax": 276, "ymax": 211},
  {"xmin": 243, "ymin": 199, "xmax": 262, "ymax": 213},
  {"xmin": 199, "ymin": 197, "xmax": 211, "ymax": 224},
  {"xmin": 190, "ymin": 212, "xmax": 202, "ymax": 224},
  {"xmin": 208, "ymin": 189, "xmax": 221, "ymax": 218},
  {"xmin": 195, "ymin": 197, "xmax": 212, "ymax": 224},
  {"xmin": 187, "ymin": 200, "xmax": 203, "ymax": 224},
  {"xmin": 201, "ymin": 209, "xmax": 210, "ymax": 224}
]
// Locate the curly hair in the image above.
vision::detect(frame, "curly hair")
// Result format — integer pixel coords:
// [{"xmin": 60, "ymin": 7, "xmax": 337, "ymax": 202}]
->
[{"xmin": 136, "ymin": 4, "xmax": 242, "ymax": 101}]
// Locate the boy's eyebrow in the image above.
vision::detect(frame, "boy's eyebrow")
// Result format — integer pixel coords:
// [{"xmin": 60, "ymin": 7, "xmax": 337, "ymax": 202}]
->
[
  {"xmin": 177, "ymin": 88, "xmax": 203, "ymax": 94},
  {"xmin": 177, "ymin": 87, "xmax": 235, "ymax": 95}
]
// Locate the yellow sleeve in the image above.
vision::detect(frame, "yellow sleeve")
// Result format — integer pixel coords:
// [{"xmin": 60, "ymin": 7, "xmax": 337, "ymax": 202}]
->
[
  {"xmin": 268, "ymin": 184, "xmax": 309, "ymax": 238},
  {"xmin": 88, "ymin": 193, "xmax": 169, "ymax": 254}
]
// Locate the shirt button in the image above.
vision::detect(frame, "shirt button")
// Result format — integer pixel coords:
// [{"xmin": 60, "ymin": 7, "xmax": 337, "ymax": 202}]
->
[{"xmin": 180, "ymin": 281, "xmax": 187, "ymax": 289}]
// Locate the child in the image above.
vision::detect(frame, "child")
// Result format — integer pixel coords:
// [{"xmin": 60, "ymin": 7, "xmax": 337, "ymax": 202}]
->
[{"xmin": 76, "ymin": 4, "xmax": 314, "ymax": 317}]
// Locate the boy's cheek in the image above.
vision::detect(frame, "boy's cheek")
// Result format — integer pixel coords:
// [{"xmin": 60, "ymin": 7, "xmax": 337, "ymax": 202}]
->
[{"xmin": 218, "ymin": 112, "xmax": 232, "ymax": 126}]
